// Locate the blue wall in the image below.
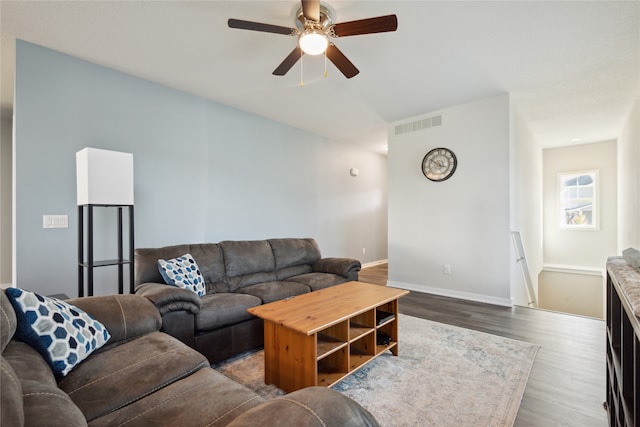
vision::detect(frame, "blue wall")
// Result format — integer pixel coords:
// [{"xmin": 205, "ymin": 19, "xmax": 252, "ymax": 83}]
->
[{"xmin": 14, "ymin": 40, "xmax": 387, "ymax": 296}]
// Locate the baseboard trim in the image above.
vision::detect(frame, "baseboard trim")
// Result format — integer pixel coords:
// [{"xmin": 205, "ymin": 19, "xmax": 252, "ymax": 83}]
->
[
  {"xmin": 387, "ymin": 280, "xmax": 513, "ymax": 307},
  {"xmin": 361, "ymin": 259, "xmax": 388, "ymax": 268},
  {"xmin": 542, "ymin": 264, "xmax": 604, "ymax": 277}
]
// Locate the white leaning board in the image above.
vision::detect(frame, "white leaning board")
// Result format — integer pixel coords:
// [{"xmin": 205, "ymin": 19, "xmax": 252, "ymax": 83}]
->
[{"xmin": 511, "ymin": 231, "xmax": 537, "ymax": 307}]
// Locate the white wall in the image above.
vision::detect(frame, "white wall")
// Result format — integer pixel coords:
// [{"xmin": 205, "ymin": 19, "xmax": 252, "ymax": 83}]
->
[
  {"xmin": 387, "ymin": 94, "xmax": 511, "ymax": 306},
  {"xmin": 618, "ymin": 96, "xmax": 640, "ymax": 251},
  {"xmin": 0, "ymin": 119, "xmax": 12, "ymax": 286},
  {"xmin": 510, "ymin": 109, "xmax": 543, "ymax": 306},
  {"xmin": 538, "ymin": 269, "xmax": 603, "ymax": 318},
  {"xmin": 13, "ymin": 40, "xmax": 388, "ymax": 297},
  {"xmin": 543, "ymin": 140, "xmax": 617, "ymax": 268},
  {"xmin": 201, "ymin": 102, "xmax": 388, "ymax": 259}
]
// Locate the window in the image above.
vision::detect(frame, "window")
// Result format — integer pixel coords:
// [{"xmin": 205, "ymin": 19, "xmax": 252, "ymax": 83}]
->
[{"xmin": 558, "ymin": 170, "xmax": 598, "ymax": 229}]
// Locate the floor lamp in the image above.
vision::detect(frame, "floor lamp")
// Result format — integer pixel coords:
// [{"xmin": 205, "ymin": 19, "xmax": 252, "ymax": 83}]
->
[{"xmin": 76, "ymin": 148, "xmax": 134, "ymax": 297}]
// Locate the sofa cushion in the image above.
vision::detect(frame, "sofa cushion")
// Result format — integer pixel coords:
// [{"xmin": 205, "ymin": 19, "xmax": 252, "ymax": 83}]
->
[
  {"xmin": 195, "ymin": 293, "xmax": 262, "ymax": 331},
  {"xmin": 88, "ymin": 368, "xmax": 264, "ymax": 427},
  {"xmin": 5, "ymin": 288, "xmax": 110, "ymax": 377},
  {"xmin": 3, "ymin": 341, "xmax": 87, "ymax": 427},
  {"xmin": 226, "ymin": 271, "xmax": 278, "ymax": 293},
  {"xmin": 1, "ymin": 355, "xmax": 24, "ymax": 427},
  {"xmin": 274, "ymin": 264, "xmax": 313, "ymax": 281},
  {"xmin": 4, "ymin": 341, "xmax": 58, "ymax": 386},
  {"xmin": 135, "ymin": 244, "xmax": 190, "ymax": 285},
  {"xmin": 221, "ymin": 240, "xmax": 276, "ymax": 276},
  {"xmin": 1, "ymin": 291, "xmax": 17, "ymax": 352},
  {"xmin": 158, "ymin": 254, "xmax": 206, "ymax": 296},
  {"xmin": 188, "ymin": 243, "xmax": 226, "ymax": 289},
  {"xmin": 58, "ymin": 331, "xmax": 209, "ymax": 422},
  {"xmin": 236, "ymin": 281, "xmax": 311, "ymax": 304},
  {"xmin": 268, "ymin": 238, "xmax": 322, "ymax": 269},
  {"xmin": 68, "ymin": 294, "xmax": 162, "ymax": 348},
  {"xmin": 221, "ymin": 240, "xmax": 277, "ymax": 291},
  {"xmin": 22, "ymin": 381, "xmax": 87, "ymax": 427},
  {"xmin": 286, "ymin": 272, "xmax": 347, "ymax": 291}
]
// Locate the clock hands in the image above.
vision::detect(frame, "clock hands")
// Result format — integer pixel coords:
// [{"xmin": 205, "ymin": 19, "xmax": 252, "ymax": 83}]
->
[
  {"xmin": 422, "ymin": 147, "xmax": 457, "ymax": 182},
  {"xmin": 428, "ymin": 157, "xmax": 446, "ymax": 170}
]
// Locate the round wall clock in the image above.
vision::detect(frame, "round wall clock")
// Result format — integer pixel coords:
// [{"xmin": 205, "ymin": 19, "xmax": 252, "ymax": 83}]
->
[{"xmin": 421, "ymin": 147, "xmax": 457, "ymax": 182}]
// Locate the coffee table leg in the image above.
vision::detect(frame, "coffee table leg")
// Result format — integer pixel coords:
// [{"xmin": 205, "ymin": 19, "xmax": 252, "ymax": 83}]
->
[{"xmin": 262, "ymin": 320, "xmax": 317, "ymax": 392}]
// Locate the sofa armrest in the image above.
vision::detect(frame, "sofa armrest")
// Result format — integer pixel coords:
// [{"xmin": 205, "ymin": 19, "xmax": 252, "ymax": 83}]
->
[
  {"xmin": 313, "ymin": 257, "xmax": 361, "ymax": 280},
  {"xmin": 67, "ymin": 294, "xmax": 161, "ymax": 345},
  {"xmin": 135, "ymin": 283, "xmax": 202, "ymax": 315},
  {"xmin": 226, "ymin": 387, "xmax": 379, "ymax": 427}
]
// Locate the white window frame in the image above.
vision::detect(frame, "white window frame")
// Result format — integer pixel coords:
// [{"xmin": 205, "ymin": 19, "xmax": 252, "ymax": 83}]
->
[{"xmin": 558, "ymin": 169, "xmax": 599, "ymax": 230}]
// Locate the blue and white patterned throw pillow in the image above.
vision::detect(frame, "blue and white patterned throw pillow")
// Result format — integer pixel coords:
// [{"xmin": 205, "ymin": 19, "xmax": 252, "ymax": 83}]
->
[
  {"xmin": 157, "ymin": 253, "xmax": 206, "ymax": 297},
  {"xmin": 5, "ymin": 288, "xmax": 111, "ymax": 377}
]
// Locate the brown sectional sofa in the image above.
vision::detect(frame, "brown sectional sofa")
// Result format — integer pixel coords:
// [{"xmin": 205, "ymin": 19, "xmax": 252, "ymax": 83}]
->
[
  {"xmin": 134, "ymin": 238, "xmax": 361, "ymax": 362},
  {"xmin": 0, "ymin": 290, "xmax": 379, "ymax": 427}
]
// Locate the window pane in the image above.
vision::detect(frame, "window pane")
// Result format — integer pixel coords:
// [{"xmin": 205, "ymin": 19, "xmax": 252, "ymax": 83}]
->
[
  {"xmin": 558, "ymin": 171, "xmax": 597, "ymax": 229},
  {"xmin": 578, "ymin": 187, "xmax": 593, "ymax": 198}
]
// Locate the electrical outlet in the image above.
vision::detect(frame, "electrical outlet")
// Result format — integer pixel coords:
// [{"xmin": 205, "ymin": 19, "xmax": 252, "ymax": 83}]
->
[
  {"xmin": 43, "ymin": 215, "xmax": 68, "ymax": 229},
  {"xmin": 444, "ymin": 264, "xmax": 452, "ymax": 274},
  {"xmin": 362, "ymin": 248, "xmax": 366, "ymax": 254}
]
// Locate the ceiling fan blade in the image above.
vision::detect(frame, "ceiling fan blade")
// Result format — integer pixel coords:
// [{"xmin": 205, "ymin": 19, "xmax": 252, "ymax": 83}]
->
[
  {"xmin": 273, "ymin": 47, "xmax": 304, "ymax": 76},
  {"xmin": 301, "ymin": 0, "xmax": 320, "ymax": 22},
  {"xmin": 228, "ymin": 18, "xmax": 296, "ymax": 36},
  {"xmin": 325, "ymin": 44, "xmax": 359, "ymax": 79},
  {"xmin": 332, "ymin": 14, "xmax": 398, "ymax": 37}
]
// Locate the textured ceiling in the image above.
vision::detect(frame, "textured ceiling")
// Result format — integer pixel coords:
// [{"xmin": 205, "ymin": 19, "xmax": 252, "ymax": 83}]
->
[{"xmin": 1, "ymin": 1, "xmax": 639, "ymax": 153}]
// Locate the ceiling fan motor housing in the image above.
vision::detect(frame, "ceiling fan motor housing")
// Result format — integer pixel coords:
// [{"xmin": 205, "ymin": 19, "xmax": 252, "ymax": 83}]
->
[{"xmin": 296, "ymin": 5, "xmax": 333, "ymax": 31}]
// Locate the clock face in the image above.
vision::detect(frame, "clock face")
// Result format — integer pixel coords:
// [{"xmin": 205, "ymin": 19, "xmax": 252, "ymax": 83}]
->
[{"xmin": 422, "ymin": 148, "xmax": 457, "ymax": 182}]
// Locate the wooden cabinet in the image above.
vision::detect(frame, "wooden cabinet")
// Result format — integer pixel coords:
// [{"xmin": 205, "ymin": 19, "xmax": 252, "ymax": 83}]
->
[{"xmin": 606, "ymin": 257, "xmax": 640, "ymax": 426}]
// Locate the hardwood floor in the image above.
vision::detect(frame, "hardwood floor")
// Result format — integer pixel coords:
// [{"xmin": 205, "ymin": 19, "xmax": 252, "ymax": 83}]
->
[
  {"xmin": 359, "ymin": 263, "xmax": 607, "ymax": 426},
  {"xmin": 358, "ymin": 262, "xmax": 388, "ymax": 286}
]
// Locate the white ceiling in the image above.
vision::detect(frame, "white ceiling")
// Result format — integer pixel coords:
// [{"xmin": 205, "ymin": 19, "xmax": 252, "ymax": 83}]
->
[{"xmin": 1, "ymin": 1, "xmax": 639, "ymax": 154}]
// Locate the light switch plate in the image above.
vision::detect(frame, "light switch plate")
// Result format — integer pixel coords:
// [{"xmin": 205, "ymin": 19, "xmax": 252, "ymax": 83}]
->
[{"xmin": 43, "ymin": 215, "xmax": 68, "ymax": 229}]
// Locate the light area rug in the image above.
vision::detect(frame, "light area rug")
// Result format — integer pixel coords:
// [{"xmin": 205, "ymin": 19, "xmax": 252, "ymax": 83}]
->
[{"xmin": 214, "ymin": 314, "xmax": 540, "ymax": 427}]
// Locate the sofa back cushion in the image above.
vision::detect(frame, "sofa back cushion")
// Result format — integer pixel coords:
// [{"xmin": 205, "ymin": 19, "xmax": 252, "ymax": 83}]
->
[
  {"xmin": 188, "ymin": 244, "xmax": 226, "ymax": 291},
  {"xmin": 135, "ymin": 244, "xmax": 226, "ymax": 293},
  {"xmin": 135, "ymin": 244, "xmax": 190, "ymax": 285},
  {"xmin": 269, "ymin": 238, "xmax": 321, "ymax": 280},
  {"xmin": 220, "ymin": 240, "xmax": 276, "ymax": 292}
]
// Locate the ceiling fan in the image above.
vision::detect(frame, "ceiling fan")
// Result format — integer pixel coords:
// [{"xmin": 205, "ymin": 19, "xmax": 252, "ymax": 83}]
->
[{"xmin": 228, "ymin": 0, "xmax": 398, "ymax": 79}]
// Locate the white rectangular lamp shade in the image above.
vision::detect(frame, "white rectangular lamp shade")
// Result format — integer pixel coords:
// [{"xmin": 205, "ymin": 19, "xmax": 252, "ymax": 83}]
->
[{"xmin": 76, "ymin": 148, "xmax": 134, "ymax": 205}]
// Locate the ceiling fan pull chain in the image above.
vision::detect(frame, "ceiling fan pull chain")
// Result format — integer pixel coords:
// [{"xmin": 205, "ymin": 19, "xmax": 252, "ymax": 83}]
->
[
  {"xmin": 324, "ymin": 51, "xmax": 328, "ymax": 78},
  {"xmin": 300, "ymin": 53, "xmax": 304, "ymax": 87}
]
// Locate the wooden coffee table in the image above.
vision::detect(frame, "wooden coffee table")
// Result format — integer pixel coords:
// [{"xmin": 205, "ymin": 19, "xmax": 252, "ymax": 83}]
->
[{"xmin": 248, "ymin": 281, "xmax": 409, "ymax": 392}]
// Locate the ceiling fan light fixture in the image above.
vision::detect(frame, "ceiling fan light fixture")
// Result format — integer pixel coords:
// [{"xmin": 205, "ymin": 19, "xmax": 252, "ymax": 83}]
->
[{"xmin": 299, "ymin": 29, "xmax": 328, "ymax": 55}]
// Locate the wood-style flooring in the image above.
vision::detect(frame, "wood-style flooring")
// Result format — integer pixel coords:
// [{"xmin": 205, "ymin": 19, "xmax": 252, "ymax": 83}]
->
[{"xmin": 359, "ymin": 263, "xmax": 607, "ymax": 426}]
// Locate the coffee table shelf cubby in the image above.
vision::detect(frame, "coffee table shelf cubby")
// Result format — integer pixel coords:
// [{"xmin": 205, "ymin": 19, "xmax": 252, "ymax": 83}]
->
[{"xmin": 248, "ymin": 281, "xmax": 409, "ymax": 393}]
